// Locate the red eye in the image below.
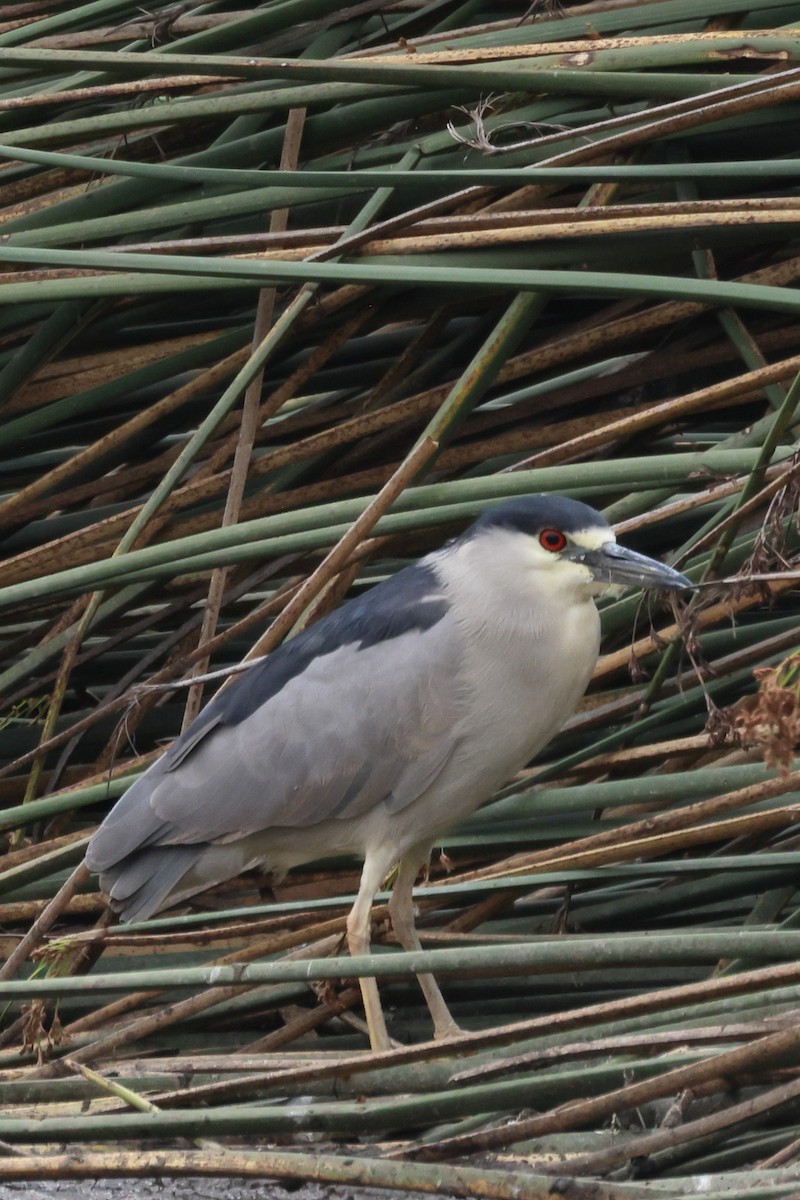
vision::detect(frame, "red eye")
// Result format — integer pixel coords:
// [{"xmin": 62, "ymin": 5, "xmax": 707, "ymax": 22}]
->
[{"xmin": 539, "ymin": 528, "xmax": 567, "ymax": 552}]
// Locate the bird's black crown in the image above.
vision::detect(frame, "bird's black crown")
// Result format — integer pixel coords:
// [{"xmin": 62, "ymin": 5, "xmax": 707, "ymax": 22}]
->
[{"xmin": 464, "ymin": 494, "xmax": 609, "ymax": 540}]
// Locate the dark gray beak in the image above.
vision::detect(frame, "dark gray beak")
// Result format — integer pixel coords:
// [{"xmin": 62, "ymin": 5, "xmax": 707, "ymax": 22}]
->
[{"xmin": 572, "ymin": 541, "xmax": 693, "ymax": 591}]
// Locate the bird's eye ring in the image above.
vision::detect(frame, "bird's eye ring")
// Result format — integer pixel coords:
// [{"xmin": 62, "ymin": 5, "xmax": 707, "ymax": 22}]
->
[{"xmin": 539, "ymin": 528, "xmax": 567, "ymax": 552}]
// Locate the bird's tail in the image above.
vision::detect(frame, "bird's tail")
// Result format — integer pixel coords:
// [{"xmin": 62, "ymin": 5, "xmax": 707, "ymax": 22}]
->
[{"xmin": 100, "ymin": 844, "xmax": 201, "ymax": 924}]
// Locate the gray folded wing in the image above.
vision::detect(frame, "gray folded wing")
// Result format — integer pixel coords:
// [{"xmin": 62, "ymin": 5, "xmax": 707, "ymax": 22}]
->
[{"xmin": 85, "ymin": 562, "xmax": 464, "ymax": 914}]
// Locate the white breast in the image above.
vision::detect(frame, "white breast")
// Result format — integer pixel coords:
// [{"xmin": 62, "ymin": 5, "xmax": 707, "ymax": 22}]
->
[{"xmin": 424, "ymin": 530, "xmax": 601, "ymax": 826}]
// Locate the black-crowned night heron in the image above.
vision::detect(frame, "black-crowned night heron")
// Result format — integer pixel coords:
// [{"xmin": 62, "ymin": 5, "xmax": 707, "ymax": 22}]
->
[{"xmin": 86, "ymin": 494, "xmax": 690, "ymax": 1051}]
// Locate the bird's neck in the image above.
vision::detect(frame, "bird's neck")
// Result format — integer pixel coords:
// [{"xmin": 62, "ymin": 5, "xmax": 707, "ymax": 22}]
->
[{"xmin": 430, "ymin": 537, "xmax": 597, "ymax": 641}]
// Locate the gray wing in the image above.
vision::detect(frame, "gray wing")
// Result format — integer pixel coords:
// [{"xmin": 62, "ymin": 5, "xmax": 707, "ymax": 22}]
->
[{"xmin": 86, "ymin": 614, "xmax": 463, "ymax": 876}]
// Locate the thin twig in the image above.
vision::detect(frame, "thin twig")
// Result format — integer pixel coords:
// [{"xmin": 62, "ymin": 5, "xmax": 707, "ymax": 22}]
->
[
  {"xmin": 181, "ymin": 107, "xmax": 307, "ymax": 729},
  {"xmin": 411, "ymin": 1020, "xmax": 800, "ymax": 1160},
  {"xmin": 0, "ymin": 863, "xmax": 89, "ymax": 983}
]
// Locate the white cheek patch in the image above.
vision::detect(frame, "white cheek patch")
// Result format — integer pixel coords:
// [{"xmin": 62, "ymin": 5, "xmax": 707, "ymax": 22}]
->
[{"xmin": 570, "ymin": 526, "xmax": 614, "ymax": 552}]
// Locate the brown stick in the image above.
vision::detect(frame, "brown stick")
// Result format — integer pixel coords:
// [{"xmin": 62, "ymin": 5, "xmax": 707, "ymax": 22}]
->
[
  {"xmin": 0, "ymin": 862, "xmax": 89, "ymax": 982},
  {"xmin": 181, "ymin": 106, "xmax": 307, "ymax": 729},
  {"xmin": 0, "ymin": 1146, "xmax": 621, "ymax": 1200},
  {"xmin": 230, "ymin": 434, "xmax": 439, "ymax": 669},
  {"xmin": 413, "ymin": 1018, "xmax": 800, "ymax": 1160},
  {"xmin": 535, "ymin": 1073, "xmax": 800, "ymax": 1177}
]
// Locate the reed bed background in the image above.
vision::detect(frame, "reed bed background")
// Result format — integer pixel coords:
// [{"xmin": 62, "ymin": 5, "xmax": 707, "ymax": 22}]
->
[{"xmin": 1, "ymin": 0, "xmax": 800, "ymax": 1196}]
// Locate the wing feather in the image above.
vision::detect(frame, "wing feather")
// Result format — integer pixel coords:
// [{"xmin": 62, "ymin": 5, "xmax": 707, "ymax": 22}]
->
[
  {"xmin": 148, "ymin": 624, "xmax": 461, "ymax": 840},
  {"xmin": 86, "ymin": 576, "xmax": 463, "ymax": 882}
]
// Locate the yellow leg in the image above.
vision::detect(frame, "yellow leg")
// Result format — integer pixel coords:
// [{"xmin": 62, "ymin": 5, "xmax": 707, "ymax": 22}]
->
[
  {"xmin": 389, "ymin": 846, "xmax": 462, "ymax": 1041},
  {"xmin": 346, "ymin": 850, "xmax": 394, "ymax": 1053}
]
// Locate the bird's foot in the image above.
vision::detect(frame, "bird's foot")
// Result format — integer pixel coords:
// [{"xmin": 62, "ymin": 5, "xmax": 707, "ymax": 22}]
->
[{"xmin": 433, "ymin": 1015, "xmax": 464, "ymax": 1041}]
